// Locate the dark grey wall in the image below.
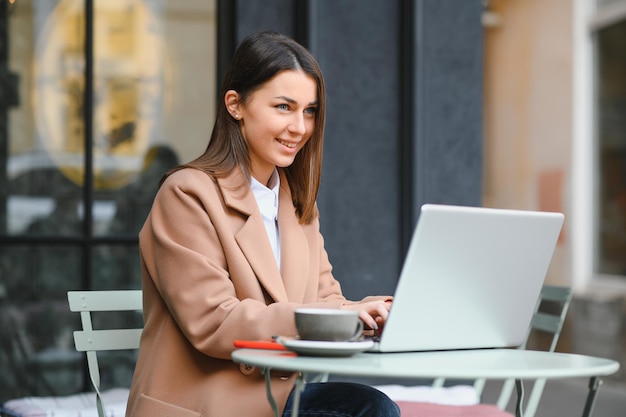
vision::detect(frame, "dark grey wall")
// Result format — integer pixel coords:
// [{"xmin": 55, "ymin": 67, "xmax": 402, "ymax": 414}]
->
[
  {"xmin": 311, "ymin": 1, "xmax": 402, "ymax": 299},
  {"xmin": 412, "ymin": 1, "xmax": 484, "ymax": 217},
  {"xmin": 229, "ymin": 0, "xmax": 483, "ymax": 300},
  {"xmin": 235, "ymin": 0, "xmax": 295, "ymax": 40}
]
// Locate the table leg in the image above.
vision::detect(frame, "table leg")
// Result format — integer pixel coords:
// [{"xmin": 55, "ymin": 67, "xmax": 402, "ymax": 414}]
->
[
  {"xmin": 288, "ymin": 373, "xmax": 307, "ymax": 417},
  {"xmin": 515, "ymin": 379, "xmax": 525, "ymax": 417},
  {"xmin": 581, "ymin": 376, "xmax": 602, "ymax": 417},
  {"xmin": 262, "ymin": 368, "xmax": 281, "ymax": 417},
  {"xmin": 261, "ymin": 367, "xmax": 308, "ymax": 417}
]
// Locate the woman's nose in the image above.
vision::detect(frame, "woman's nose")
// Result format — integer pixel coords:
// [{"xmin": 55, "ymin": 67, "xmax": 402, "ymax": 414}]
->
[{"xmin": 288, "ymin": 113, "xmax": 307, "ymax": 135}]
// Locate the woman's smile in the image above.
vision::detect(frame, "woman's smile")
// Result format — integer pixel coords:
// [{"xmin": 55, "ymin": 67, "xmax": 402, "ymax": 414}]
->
[{"xmin": 277, "ymin": 138, "xmax": 299, "ymax": 150}]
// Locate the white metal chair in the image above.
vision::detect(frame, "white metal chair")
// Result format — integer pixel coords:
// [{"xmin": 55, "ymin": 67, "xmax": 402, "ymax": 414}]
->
[
  {"xmin": 492, "ymin": 284, "xmax": 573, "ymax": 416},
  {"xmin": 1, "ymin": 290, "xmax": 143, "ymax": 417},
  {"xmin": 377, "ymin": 284, "xmax": 573, "ymax": 417},
  {"xmin": 68, "ymin": 290, "xmax": 143, "ymax": 417}
]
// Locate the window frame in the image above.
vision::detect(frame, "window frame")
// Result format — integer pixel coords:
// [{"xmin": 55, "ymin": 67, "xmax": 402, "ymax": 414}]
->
[{"xmin": 572, "ymin": 0, "xmax": 626, "ymax": 290}]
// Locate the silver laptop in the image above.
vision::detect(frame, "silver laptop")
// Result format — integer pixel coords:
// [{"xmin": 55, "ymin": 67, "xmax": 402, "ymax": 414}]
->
[{"xmin": 369, "ymin": 204, "xmax": 564, "ymax": 353}]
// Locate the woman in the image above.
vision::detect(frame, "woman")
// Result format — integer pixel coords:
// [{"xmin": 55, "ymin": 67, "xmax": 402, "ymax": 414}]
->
[{"xmin": 125, "ymin": 31, "xmax": 400, "ymax": 417}]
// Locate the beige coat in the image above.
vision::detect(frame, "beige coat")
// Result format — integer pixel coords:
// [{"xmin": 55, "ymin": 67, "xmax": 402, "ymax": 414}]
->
[{"xmin": 126, "ymin": 167, "xmax": 366, "ymax": 417}]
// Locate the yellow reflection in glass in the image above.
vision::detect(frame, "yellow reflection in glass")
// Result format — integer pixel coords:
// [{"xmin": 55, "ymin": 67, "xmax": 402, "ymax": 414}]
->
[{"xmin": 33, "ymin": 0, "xmax": 170, "ymax": 189}]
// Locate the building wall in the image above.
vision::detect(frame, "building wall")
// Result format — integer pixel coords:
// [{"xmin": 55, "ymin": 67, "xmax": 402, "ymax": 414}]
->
[{"xmin": 483, "ymin": 0, "xmax": 573, "ymax": 287}]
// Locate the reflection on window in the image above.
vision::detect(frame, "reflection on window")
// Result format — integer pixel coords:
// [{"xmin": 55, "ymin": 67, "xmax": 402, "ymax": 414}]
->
[
  {"xmin": 596, "ymin": 18, "xmax": 626, "ymax": 276},
  {"xmin": 4, "ymin": 0, "xmax": 216, "ymax": 238},
  {"xmin": 34, "ymin": 0, "xmax": 168, "ymax": 190},
  {"xmin": 0, "ymin": 0, "xmax": 216, "ymax": 402}
]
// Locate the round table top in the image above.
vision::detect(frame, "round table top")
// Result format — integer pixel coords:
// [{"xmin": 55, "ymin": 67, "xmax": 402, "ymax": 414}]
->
[{"xmin": 232, "ymin": 348, "xmax": 620, "ymax": 380}]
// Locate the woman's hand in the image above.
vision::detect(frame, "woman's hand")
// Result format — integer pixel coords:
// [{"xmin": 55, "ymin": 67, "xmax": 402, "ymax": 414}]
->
[{"xmin": 342, "ymin": 298, "xmax": 392, "ymax": 331}]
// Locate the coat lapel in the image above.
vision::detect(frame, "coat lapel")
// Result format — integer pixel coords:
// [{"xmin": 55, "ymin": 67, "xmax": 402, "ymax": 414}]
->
[
  {"xmin": 277, "ymin": 171, "xmax": 310, "ymax": 303},
  {"xmin": 218, "ymin": 170, "xmax": 288, "ymax": 303}
]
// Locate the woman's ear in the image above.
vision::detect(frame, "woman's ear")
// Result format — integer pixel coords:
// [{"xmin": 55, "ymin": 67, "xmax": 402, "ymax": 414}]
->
[{"xmin": 225, "ymin": 90, "xmax": 242, "ymax": 120}]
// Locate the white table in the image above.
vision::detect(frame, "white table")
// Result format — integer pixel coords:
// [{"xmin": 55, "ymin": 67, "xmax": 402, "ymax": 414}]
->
[{"xmin": 232, "ymin": 348, "xmax": 620, "ymax": 417}]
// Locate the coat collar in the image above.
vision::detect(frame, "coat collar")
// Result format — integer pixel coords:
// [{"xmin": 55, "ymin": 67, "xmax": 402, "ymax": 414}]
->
[{"xmin": 217, "ymin": 168, "xmax": 310, "ymax": 303}]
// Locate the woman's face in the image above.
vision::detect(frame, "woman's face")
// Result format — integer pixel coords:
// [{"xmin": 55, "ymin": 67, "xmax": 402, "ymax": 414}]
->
[{"xmin": 228, "ymin": 70, "xmax": 318, "ymax": 186}]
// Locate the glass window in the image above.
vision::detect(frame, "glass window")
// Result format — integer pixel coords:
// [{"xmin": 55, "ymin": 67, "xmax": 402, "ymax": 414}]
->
[
  {"xmin": 92, "ymin": 245, "xmax": 141, "ymax": 290},
  {"xmin": 595, "ymin": 9, "xmax": 626, "ymax": 276},
  {"xmin": 0, "ymin": 246, "xmax": 83, "ymax": 398},
  {"xmin": 0, "ymin": 0, "xmax": 217, "ymax": 402}
]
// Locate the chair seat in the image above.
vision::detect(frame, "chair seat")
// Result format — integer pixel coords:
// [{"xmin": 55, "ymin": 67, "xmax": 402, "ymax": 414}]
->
[
  {"xmin": 397, "ymin": 401, "xmax": 514, "ymax": 417},
  {"xmin": 1, "ymin": 388, "xmax": 129, "ymax": 417}
]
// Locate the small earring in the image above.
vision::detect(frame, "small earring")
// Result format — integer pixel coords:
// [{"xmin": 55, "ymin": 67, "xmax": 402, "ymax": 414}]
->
[{"xmin": 234, "ymin": 114, "xmax": 240, "ymax": 120}]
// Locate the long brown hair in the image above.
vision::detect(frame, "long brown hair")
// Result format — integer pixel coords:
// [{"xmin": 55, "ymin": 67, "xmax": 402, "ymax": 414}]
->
[{"xmin": 166, "ymin": 31, "xmax": 326, "ymax": 224}]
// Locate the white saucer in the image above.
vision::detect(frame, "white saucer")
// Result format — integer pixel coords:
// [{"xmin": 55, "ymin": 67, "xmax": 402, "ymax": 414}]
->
[{"xmin": 276, "ymin": 337, "xmax": 374, "ymax": 357}]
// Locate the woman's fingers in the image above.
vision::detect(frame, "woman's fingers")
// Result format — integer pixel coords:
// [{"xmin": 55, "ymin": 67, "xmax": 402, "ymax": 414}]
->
[
  {"xmin": 355, "ymin": 301, "xmax": 392, "ymax": 330},
  {"xmin": 359, "ymin": 310, "xmax": 379, "ymax": 330},
  {"xmin": 343, "ymin": 299, "xmax": 393, "ymax": 331},
  {"xmin": 374, "ymin": 302, "xmax": 390, "ymax": 320}
]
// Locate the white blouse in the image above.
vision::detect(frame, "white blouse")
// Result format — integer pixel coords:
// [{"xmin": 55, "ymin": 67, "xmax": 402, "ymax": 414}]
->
[{"xmin": 250, "ymin": 169, "xmax": 281, "ymax": 268}]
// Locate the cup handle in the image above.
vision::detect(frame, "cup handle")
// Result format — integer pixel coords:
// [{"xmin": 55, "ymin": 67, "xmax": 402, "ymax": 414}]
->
[{"xmin": 349, "ymin": 320, "xmax": 364, "ymax": 341}]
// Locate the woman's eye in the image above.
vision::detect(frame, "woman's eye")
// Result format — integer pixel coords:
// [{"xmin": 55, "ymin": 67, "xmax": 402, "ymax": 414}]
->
[
  {"xmin": 304, "ymin": 107, "xmax": 317, "ymax": 115},
  {"xmin": 276, "ymin": 104, "xmax": 289, "ymax": 111}
]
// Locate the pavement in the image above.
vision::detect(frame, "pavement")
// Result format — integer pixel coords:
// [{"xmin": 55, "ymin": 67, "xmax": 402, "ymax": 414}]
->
[{"xmin": 482, "ymin": 377, "xmax": 626, "ymax": 417}]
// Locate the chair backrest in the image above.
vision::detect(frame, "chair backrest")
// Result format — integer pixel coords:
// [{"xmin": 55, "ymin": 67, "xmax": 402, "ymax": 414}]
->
[
  {"xmin": 432, "ymin": 284, "xmax": 573, "ymax": 417},
  {"xmin": 67, "ymin": 290, "xmax": 143, "ymax": 417},
  {"xmin": 494, "ymin": 284, "xmax": 573, "ymax": 416}
]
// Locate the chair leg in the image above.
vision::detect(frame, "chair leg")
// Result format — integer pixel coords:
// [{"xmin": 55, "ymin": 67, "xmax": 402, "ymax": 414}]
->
[
  {"xmin": 496, "ymin": 378, "xmax": 515, "ymax": 409},
  {"xmin": 524, "ymin": 378, "xmax": 546, "ymax": 417},
  {"xmin": 515, "ymin": 379, "xmax": 525, "ymax": 417}
]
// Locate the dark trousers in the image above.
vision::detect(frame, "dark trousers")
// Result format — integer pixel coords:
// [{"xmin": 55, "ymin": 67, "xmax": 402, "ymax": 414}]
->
[{"xmin": 283, "ymin": 382, "xmax": 401, "ymax": 417}]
